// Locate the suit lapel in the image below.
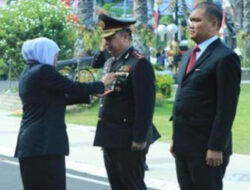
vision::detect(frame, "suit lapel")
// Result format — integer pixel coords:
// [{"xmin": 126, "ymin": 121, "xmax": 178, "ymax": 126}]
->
[
  {"xmin": 182, "ymin": 39, "xmax": 221, "ymax": 81},
  {"xmin": 180, "ymin": 50, "xmax": 191, "ymax": 84}
]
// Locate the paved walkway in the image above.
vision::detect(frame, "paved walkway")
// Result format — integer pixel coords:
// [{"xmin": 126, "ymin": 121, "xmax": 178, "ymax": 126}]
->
[{"xmin": 0, "ymin": 110, "xmax": 250, "ymax": 190}]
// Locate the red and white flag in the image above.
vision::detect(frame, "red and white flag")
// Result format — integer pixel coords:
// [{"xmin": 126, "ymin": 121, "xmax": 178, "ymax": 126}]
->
[
  {"xmin": 193, "ymin": 0, "xmax": 199, "ymax": 8},
  {"xmin": 133, "ymin": 0, "xmax": 136, "ymax": 17},
  {"xmin": 219, "ymin": 9, "xmax": 226, "ymax": 39},
  {"xmin": 154, "ymin": 1, "xmax": 159, "ymax": 29},
  {"xmin": 220, "ymin": 0, "xmax": 231, "ymax": 39}
]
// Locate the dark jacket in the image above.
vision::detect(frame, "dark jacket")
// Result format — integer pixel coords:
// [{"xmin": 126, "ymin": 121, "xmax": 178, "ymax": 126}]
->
[
  {"xmin": 92, "ymin": 50, "xmax": 111, "ymax": 68},
  {"xmin": 172, "ymin": 39, "xmax": 241, "ymax": 157},
  {"xmin": 15, "ymin": 61, "xmax": 104, "ymax": 158},
  {"xmin": 93, "ymin": 47, "xmax": 157, "ymax": 149}
]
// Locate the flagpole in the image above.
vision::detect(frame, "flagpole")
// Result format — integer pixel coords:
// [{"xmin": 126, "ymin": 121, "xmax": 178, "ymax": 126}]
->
[
  {"xmin": 123, "ymin": 0, "xmax": 127, "ymax": 18},
  {"xmin": 175, "ymin": 0, "xmax": 178, "ymax": 42}
]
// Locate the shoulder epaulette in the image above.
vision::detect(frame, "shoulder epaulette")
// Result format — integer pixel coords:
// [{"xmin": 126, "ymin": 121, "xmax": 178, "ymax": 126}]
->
[{"xmin": 132, "ymin": 50, "xmax": 145, "ymax": 60}]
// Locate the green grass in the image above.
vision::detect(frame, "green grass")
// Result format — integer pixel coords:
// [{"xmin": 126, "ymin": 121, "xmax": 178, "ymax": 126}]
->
[
  {"xmin": 152, "ymin": 100, "xmax": 173, "ymax": 142},
  {"xmin": 232, "ymin": 84, "xmax": 250, "ymax": 154},
  {"xmin": 65, "ymin": 84, "xmax": 250, "ymax": 154},
  {"xmin": 65, "ymin": 105, "xmax": 100, "ymax": 126}
]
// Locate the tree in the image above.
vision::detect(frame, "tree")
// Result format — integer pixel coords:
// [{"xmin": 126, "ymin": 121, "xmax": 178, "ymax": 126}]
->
[
  {"xmin": 135, "ymin": 0, "xmax": 147, "ymax": 25},
  {"xmin": 243, "ymin": 0, "xmax": 250, "ymax": 59},
  {"xmin": 133, "ymin": 0, "xmax": 151, "ymax": 60},
  {"xmin": 0, "ymin": 0, "xmax": 77, "ymax": 77},
  {"xmin": 233, "ymin": 0, "xmax": 244, "ymax": 31},
  {"xmin": 77, "ymin": 0, "xmax": 94, "ymax": 27},
  {"xmin": 180, "ymin": 0, "xmax": 189, "ymax": 19},
  {"xmin": 233, "ymin": 0, "xmax": 250, "ymax": 61},
  {"xmin": 74, "ymin": 0, "xmax": 95, "ymax": 57}
]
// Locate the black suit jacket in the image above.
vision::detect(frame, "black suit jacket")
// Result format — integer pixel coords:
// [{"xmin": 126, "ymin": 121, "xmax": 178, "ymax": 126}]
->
[
  {"xmin": 93, "ymin": 47, "xmax": 157, "ymax": 149},
  {"xmin": 15, "ymin": 61, "xmax": 104, "ymax": 158},
  {"xmin": 172, "ymin": 39, "xmax": 241, "ymax": 157}
]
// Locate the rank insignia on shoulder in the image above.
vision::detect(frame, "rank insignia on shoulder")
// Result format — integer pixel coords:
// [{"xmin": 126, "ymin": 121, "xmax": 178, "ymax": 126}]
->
[
  {"xmin": 132, "ymin": 51, "xmax": 145, "ymax": 59},
  {"xmin": 124, "ymin": 52, "xmax": 130, "ymax": 59}
]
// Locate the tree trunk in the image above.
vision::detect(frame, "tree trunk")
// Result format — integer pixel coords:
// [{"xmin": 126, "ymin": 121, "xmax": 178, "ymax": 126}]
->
[
  {"xmin": 135, "ymin": 0, "xmax": 148, "ymax": 26},
  {"xmin": 180, "ymin": 0, "xmax": 189, "ymax": 19},
  {"xmin": 148, "ymin": 0, "xmax": 154, "ymax": 15},
  {"xmin": 99, "ymin": 0, "xmax": 105, "ymax": 6},
  {"xmin": 74, "ymin": 0, "xmax": 94, "ymax": 57},
  {"xmin": 233, "ymin": 0, "xmax": 244, "ymax": 31},
  {"xmin": 77, "ymin": 0, "xmax": 94, "ymax": 27},
  {"xmin": 243, "ymin": 0, "xmax": 250, "ymax": 34},
  {"xmin": 133, "ymin": 0, "xmax": 151, "ymax": 60},
  {"xmin": 243, "ymin": 0, "xmax": 250, "ymax": 59}
]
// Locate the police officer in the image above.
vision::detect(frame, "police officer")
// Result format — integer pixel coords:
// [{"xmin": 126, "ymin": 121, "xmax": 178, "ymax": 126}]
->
[{"xmin": 93, "ymin": 14, "xmax": 156, "ymax": 190}]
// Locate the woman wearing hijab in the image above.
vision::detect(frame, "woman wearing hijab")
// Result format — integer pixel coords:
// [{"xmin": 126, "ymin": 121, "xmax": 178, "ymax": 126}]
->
[{"xmin": 14, "ymin": 37, "xmax": 115, "ymax": 190}]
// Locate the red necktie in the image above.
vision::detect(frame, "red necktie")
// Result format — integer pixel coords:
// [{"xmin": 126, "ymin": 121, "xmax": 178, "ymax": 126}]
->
[{"xmin": 186, "ymin": 46, "xmax": 200, "ymax": 73}]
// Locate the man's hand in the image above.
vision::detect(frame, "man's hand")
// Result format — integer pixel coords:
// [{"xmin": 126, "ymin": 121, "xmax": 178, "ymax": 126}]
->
[
  {"xmin": 206, "ymin": 149, "xmax": 223, "ymax": 167},
  {"xmin": 102, "ymin": 72, "xmax": 116, "ymax": 87},
  {"xmin": 100, "ymin": 38, "xmax": 107, "ymax": 51},
  {"xmin": 170, "ymin": 141, "xmax": 176, "ymax": 157},
  {"xmin": 131, "ymin": 141, "xmax": 147, "ymax": 152}
]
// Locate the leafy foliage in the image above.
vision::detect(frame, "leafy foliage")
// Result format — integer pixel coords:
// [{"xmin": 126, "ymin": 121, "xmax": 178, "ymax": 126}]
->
[
  {"xmin": 237, "ymin": 31, "xmax": 250, "ymax": 67},
  {"xmin": 0, "ymin": 0, "xmax": 78, "ymax": 77},
  {"xmin": 0, "ymin": 58, "xmax": 8, "ymax": 77},
  {"xmin": 159, "ymin": 15, "xmax": 174, "ymax": 25},
  {"xmin": 155, "ymin": 74, "xmax": 174, "ymax": 97},
  {"xmin": 155, "ymin": 92, "xmax": 165, "ymax": 107},
  {"xmin": 134, "ymin": 26, "xmax": 156, "ymax": 48},
  {"xmin": 82, "ymin": 26, "xmax": 103, "ymax": 52}
]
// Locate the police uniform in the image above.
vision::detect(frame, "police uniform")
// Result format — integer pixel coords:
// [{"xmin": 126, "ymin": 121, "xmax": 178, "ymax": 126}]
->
[{"xmin": 93, "ymin": 14, "xmax": 156, "ymax": 190}]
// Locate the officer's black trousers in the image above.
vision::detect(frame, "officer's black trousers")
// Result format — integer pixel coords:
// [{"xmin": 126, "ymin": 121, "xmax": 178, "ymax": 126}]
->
[
  {"xmin": 19, "ymin": 155, "xmax": 66, "ymax": 190},
  {"xmin": 103, "ymin": 148, "xmax": 146, "ymax": 190},
  {"xmin": 175, "ymin": 155, "xmax": 229, "ymax": 190}
]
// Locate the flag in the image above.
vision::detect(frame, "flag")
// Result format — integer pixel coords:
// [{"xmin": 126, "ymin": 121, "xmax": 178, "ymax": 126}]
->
[
  {"xmin": 219, "ymin": 0, "xmax": 231, "ymax": 39},
  {"xmin": 219, "ymin": 9, "xmax": 226, "ymax": 39},
  {"xmin": 133, "ymin": 0, "xmax": 136, "ymax": 17},
  {"xmin": 154, "ymin": 1, "xmax": 159, "ymax": 29},
  {"xmin": 193, "ymin": 0, "xmax": 199, "ymax": 8}
]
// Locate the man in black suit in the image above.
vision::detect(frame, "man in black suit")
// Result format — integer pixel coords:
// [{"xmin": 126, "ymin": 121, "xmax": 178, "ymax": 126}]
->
[
  {"xmin": 15, "ymin": 37, "xmax": 115, "ymax": 190},
  {"xmin": 93, "ymin": 14, "xmax": 156, "ymax": 190},
  {"xmin": 170, "ymin": 2, "xmax": 241, "ymax": 190}
]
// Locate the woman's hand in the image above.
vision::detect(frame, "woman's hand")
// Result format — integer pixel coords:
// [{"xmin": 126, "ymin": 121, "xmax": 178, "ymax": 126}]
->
[{"xmin": 102, "ymin": 72, "xmax": 116, "ymax": 87}]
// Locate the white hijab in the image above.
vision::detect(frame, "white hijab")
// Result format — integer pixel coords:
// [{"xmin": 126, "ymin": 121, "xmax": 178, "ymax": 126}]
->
[{"xmin": 21, "ymin": 37, "xmax": 60, "ymax": 66}]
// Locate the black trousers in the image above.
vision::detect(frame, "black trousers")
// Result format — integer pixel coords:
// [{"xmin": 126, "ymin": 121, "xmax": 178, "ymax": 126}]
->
[
  {"xmin": 19, "ymin": 155, "xmax": 66, "ymax": 190},
  {"xmin": 175, "ymin": 155, "xmax": 229, "ymax": 190},
  {"xmin": 103, "ymin": 148, "xmax": 146, "ymax": 190}
]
